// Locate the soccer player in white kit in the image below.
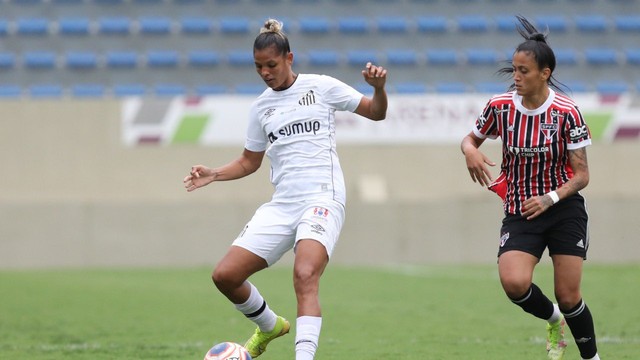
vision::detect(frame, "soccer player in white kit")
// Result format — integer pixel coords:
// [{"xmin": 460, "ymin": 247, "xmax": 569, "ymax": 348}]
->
[{"xmin": 183, "ymin": 19, "xmax": 387, "ymax": 359}]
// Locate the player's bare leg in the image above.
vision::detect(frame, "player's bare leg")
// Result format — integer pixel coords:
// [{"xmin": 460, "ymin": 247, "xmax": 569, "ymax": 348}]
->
[
  {"xmin": 213, "ymin": 246, "xmax": 289, "ymax": 358},
  {"xmin": 293, "ymin": 239, "xmax": 329, "ymax": 360}
]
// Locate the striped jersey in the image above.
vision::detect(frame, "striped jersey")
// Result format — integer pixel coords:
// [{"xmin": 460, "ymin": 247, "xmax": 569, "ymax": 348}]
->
[{"xmin": 472, "ymin": 89, "xmax": 591, "ymax": 214}]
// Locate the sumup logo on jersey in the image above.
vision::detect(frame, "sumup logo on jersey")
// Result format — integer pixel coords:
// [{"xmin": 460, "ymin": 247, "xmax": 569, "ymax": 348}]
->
[{"xmin": 267, "ymin": 120, "xmax": 322, "ymax": 143}]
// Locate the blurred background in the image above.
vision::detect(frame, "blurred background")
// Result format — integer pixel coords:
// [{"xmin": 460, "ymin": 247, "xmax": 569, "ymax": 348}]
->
[{"xmin": 0, "ymin": 0, "xmax": 639, "ymax": 269}]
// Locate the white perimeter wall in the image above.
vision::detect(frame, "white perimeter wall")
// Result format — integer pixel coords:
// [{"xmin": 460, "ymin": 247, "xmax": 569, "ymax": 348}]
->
[{"xmin": 1, "ymin": 100, "xmax": 638, "ymax": 269}]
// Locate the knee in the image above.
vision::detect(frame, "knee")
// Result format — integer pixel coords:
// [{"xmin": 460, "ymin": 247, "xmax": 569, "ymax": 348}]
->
[
  {"xmin": 212, "ymin": 265, "xmax": 241, "ymax": 290},
  {"xmin": 500, "ymin": 276, "xmax": 532, "ymax": 300},
  {"xmin": 293, "ymin": 265, "xmax": 320, "ymax": 292},
  {"xmin": 555, "ymin": 289, "xmax": 582, "ymax": 310}
]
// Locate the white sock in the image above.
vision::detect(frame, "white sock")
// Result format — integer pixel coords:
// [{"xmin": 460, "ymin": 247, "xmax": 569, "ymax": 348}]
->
[
  {"xmin": 547, "ymin": 303, "xmax": 562, "ymax": 324},
  {"xmin": 584, "ymin": 354, "xmax": 600, "ymax": 360},
  {"xmin": 234, "ymin": 282, "xmax": 277, "ymax": 332},
  {"xmin": 295, "ymin": 316, "xmax": 322, "ymax": 360}
]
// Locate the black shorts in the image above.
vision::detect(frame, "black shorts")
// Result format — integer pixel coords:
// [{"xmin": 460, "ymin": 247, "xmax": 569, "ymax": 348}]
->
[{"xmin": 497, "ymin": 194, "xmax": 589, "ymax": 259}]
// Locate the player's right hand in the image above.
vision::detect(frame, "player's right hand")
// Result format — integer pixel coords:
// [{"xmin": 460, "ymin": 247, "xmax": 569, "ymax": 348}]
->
[{"xmin": 183, "ymin": 165, "xmax": 214, "ymax": 192}]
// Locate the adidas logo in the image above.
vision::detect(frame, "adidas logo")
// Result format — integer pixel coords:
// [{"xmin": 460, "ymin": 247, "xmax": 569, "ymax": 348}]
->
[
  {"xmin": 576, "ymin": 239, "xmax": 585, "ymax": 248},
  {"xmin": 298, "ymin": 90, "xmax": 316, "ymax": 106}
]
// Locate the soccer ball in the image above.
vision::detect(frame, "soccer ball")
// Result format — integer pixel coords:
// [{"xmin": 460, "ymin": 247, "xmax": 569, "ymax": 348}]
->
[{"xmin": 204, "ymin": 342, "xmax": 252, "ymax": 360}]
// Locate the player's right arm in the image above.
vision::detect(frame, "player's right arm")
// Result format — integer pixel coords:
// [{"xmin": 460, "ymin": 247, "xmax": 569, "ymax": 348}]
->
[
  {"xmin": 183, "ymin": 148, "xmax": 265, "ymax": 192},
  {"xmin": 461, "ymin": 132, "xmax": 495, "ymax": 187}
]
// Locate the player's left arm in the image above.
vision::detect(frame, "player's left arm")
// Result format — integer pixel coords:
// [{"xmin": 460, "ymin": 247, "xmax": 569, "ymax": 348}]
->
[
  {"xmin": 354, "ymin": 62, "xmax": 387, "ymax": 121},
  {"xmin": 556, "ymin": 146, "xmax": 590, "ymax": 199}
]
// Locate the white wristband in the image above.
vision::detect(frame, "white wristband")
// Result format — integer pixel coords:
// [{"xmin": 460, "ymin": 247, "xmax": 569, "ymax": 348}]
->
[{"xmin": 547, "ymin": 191, "xmax": 560, "ymax": 204}]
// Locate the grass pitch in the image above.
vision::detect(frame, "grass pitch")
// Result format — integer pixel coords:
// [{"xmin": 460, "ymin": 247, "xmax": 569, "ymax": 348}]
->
[{"xmin": 1, "ymin": 264, "xmax": 638, "ymax": 359}]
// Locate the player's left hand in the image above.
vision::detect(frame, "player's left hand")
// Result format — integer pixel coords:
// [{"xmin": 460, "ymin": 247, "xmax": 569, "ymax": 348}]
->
[
  {"xmin": 362, "ymin": 62, "xmax": 387, "ymax": 89},
  {"xmin": 522, "ymin": 195, "xmax": 554, "ymax": 220}
]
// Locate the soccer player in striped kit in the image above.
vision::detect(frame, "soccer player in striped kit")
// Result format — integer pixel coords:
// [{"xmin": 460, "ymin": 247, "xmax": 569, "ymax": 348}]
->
[
  {"xmin": 183, "ymin": 19, "xmax": 387, "ymax": 360},
  {"xmin": 461, "ymin": 16, "xmax": 600, "ymax": 360}
]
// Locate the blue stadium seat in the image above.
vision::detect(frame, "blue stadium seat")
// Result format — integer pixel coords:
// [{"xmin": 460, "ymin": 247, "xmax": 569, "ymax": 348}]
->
[
  {"xmin": 72, "ymin": 84, "xmax": 105, "ymax": 97},
  {"xmin": 298, "ymin": 17, "xmax": 331, "ymax": 34},
  {"xmin": 95, "ymin": 0, "xmax": 126, "ymax": 4},
  {"xmin": 58, "ymin": 17, "xmax": 91, "ymax": 35},
  {"xmin": 132, "ymin": 0, "xmax": 164, "ymax": 4},
  {"xmin": 234, "ymin": 83, "xmax": 266, "ymax": 95},
  {"xmin": 495, "ymin": 15, "xmax": 517, "ymax": 33},
  {"xmin": 0, "ymin": 52, "xmax": 16, "ymax": 69},
  {"xmin": 584, "ymin": 48, "xmax": 618, "ymax": 65},
  {"xmin": 596, "ymin": 81, "xmax": 628, "ymax": 94},
  {"xmin": 416, "ymin": 16, "xmax": 448, "ymax": 33},
  {"xmin": 385, "ymin": 49, "xmax": 418, "ymax": 66},
  {"xmin": 376, "ymin": 17, "xmax": 409, "ymax": 34},
  {"xmin": 29, "ymin": 84, "xmax": 64, "ymax": 98},
  {"xmin": 13, "ymin": 0, "xmax": 42, "ymax": 5},
  {"xmin": 180, "ymin": 17, "xmax": 213, "ymax": 34},
  {"xmin": 195, "ymin": 84, "xmax": 226, "ymax": 95},
  {"xmin": 154, "ymin": 83, "xmax": 186, "ymax": 97},
  {"xmin": 51, "ymin": 0, "xmax": 85, "ymax": 4},
  {"xmin": 139, "ymin": 17, "xmax": 172, "ymax": 35},
  {"xmin": 534, "ymin": 15, "xmax": 569, "ymax": 33},
  {"xmin": 426, "ymin": 49, "xmax": 458, "ymax": 65},
  {"xmin": 187, "ymin": 50, "xmax": 220, "ymax": 67},
  {"xmin": 106, "ymin": 51, "xmax": 138, "ymax": 68},
  {"xmin": 0, "ymin": 85, "xmax": 22, "ymax": 98},
  {"xmin": 466, "ymin": 48, "xmax": 499, "ymax": 65},
  {"xmin": 554, "ymin": 48, "xmax": 579, "ymax": 65},
  {"xmin": 0, "ymin": 20, "xmax": 8, "ymax": 36},
  {"xmin": 574, "ymin": 15, "xmax": 608, "ymax": 33},
  {"xmin": 227, "ymin": 50, "xmax": 254, "ymax": 66},
  {"xmin": 562, "ymin": 81, "xmax": 589, "ymax": 93},
  {"xmin": 219, "ymin": 17, "xmax": 251, "ymax": 34},
  {"xmin": 338, "ymin": 17, "xmax": 370, "ymax": 34},
  {"xmin": 346, "ymin": 50, "xmax": 378, "ymax": 66},
  {"xmin": 456, "ymin": 15, "xmax": 489, "ymax": 33},
  {"xmin": 146, "ymin": 50, "xmax": 179, "ymax": 67},
  {"xmin": 98, "ymin": 17, "xmax": 131, "ymax": 35},
  {"xmin": 307, "ymin": 50, "xmax": 340, "ymax": 66},
  {"xmin": 394, "ymin": 82, "xmax": 427, "ymax": 94},
  {"xmin": 625, "ymin": 48, "xmax": 640, "ymax": 65},
  {"xmin": 16, "ymin": 18, "xmax": 50, "ymax": 35},
  {"xmin": 353, "ymin": 82, "xmax": 374, "ymax": 95},
  {"xmin": 24, "ymin": 51, "xmax": 57, "ymax": 69},
  {"xmin": 474, "ymin": 82, "xmax": 507, "ymax": 94},
  {"xmin": 113, "ymin": 83, "xmax": 146, "ymax": 97},
  {"xmin": 435, "ymin": 82, "xmax": 467, "ymax": 93},
  {"xmin": 65, "ymin": 51, "xmax": 98, "ymax": 69},
  {"xmin": 614, "ymin": 15, "xmax": 640, "ymax": 32}
]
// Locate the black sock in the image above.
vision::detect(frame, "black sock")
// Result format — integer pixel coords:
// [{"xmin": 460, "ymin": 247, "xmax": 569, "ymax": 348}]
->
[
  {"xmin": 562, "ymin": 299, "xmax": 598, "ymax": 359},
  {"xmin": 510, "ymin": 283, "xmax": 554, "ymax": 320}
]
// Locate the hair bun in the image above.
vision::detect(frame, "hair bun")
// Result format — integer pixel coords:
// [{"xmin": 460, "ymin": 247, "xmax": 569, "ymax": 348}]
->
[
  {"xmin": 261, "ymin": 19, "xmax": 283, "ymax": 34},
  {"xmin": 529, "ymin": 33, "xmax": 546, "ymax": 42}
]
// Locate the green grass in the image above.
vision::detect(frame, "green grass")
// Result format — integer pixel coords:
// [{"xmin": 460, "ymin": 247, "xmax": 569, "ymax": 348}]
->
[{"xmin": 1, "ymin": 264, "xmax": 638, "ymax": 359}]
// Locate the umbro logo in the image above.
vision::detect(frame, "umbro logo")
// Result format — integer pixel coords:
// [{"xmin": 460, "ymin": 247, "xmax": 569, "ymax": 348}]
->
[
  {"xmin": 298, "ymin": 90, "xmax": 316, "ymax": 106},
  {"xmin": 575, "ymin": 337, "xmax": 592, "ymax": 344},
  {"xmin": 576, "ymin": 239, "xmax": 585, "ymax": 248}
]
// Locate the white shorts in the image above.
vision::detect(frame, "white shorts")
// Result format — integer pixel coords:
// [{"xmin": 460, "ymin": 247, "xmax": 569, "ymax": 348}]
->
[{"xmin": 232, "ymin": 199, "xmax": 345, "ymax": 266}]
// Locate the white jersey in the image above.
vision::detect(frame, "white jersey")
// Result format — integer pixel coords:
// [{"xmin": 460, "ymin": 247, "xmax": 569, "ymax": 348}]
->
[{"xmin": 245, "ymin": 74, "xmax": 363, "ymax": 205}]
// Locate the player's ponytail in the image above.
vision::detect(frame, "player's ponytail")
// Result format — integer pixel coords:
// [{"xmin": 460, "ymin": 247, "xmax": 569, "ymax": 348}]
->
[{"xmin": 254, "ymin": 18, "xmax": 291, "ymax": 56}]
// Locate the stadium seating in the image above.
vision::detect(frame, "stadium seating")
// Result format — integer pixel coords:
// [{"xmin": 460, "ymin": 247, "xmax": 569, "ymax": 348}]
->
[
  {"xmin": 58, "ymin": 18, "xmax": 91, "ymax": 36},
  {"xmin": 0, "ymin": 0, "xmax": 635, "ymax": 96},
  {"xmin": 307, "ymin": 50, "xmax": 340, "ymax": 66}
]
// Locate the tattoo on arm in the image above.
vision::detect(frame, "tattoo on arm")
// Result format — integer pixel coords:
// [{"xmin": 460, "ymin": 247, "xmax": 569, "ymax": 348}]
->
[{"xmin": 564, "ymin": 147, "xmax": 589, "ymax": 194}]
